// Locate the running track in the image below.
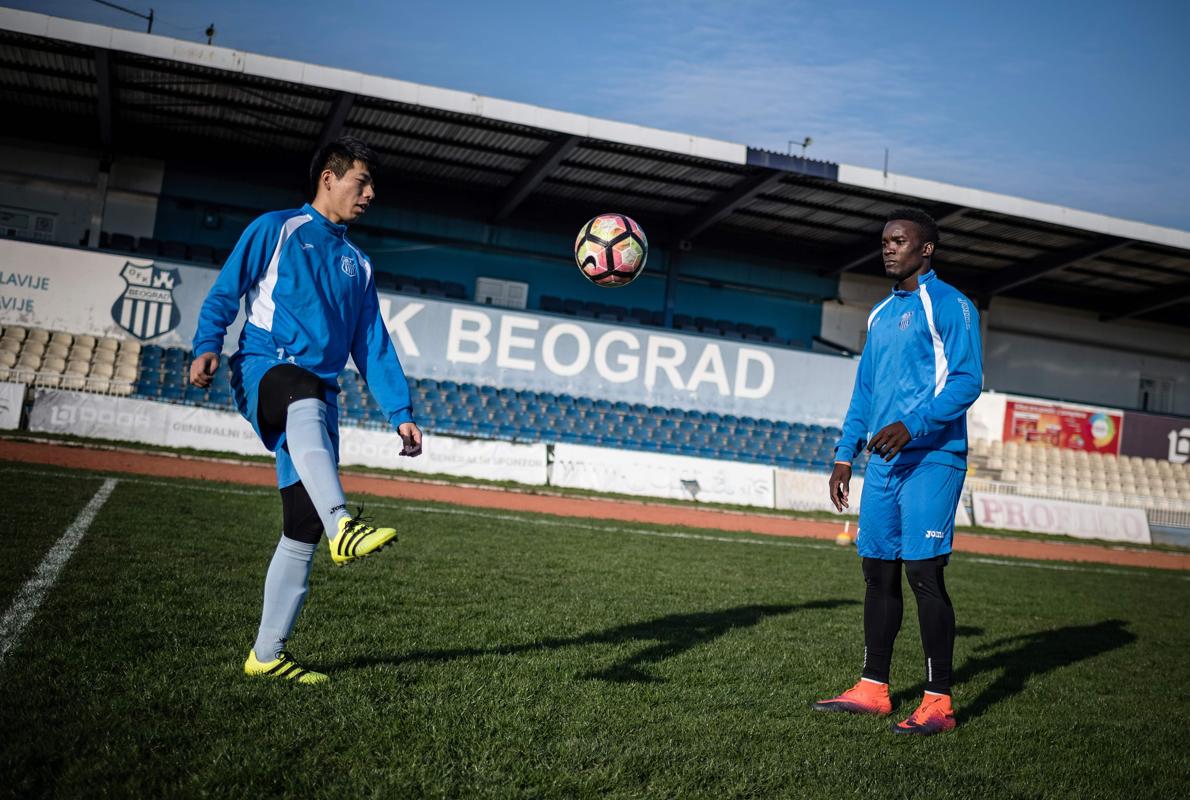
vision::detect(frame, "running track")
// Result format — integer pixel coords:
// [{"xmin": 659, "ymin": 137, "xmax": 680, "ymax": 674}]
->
[{"xmin": 2, "ymin": 439, "xmax": 1187, "ymax": 572}]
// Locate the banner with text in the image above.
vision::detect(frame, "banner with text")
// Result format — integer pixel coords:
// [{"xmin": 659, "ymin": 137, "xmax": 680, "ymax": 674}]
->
[
  {"xmin": 0, "ymin": 381, "xmax": 23, "ymax": 429},
  {"xmin": 1002, "ymin": 399, "xmax": 1122, "ymax": 454},
  {"xmin": 26, "ymin": 388, "xmax": 548, "ymax": 484},
  {"xmin": 0, "ymin": 239, "xmax": 857, "ymax": 424},
  {"xmin": 972, "ymin": 492, "xmax": 1150, "ymax": 544},
  {"xmin": 1120, "ymin": 410, "xmax": 1190, "ymax": 464},
  {"xmin": 550, "ymin": 442, "xmax": 774, "ymax": 507}
]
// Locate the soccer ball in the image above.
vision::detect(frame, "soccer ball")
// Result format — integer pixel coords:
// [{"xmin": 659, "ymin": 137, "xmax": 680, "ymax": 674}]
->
[{"xmin": 574, "ymin": 213, "xmax": 648, "ymax": 287}]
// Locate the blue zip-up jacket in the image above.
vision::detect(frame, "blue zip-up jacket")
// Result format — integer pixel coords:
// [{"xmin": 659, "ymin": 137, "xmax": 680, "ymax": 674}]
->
[
  {"xmin": 192, "ymin": 203, "xmax": 413, "ymax": 429},
  {"xmin": 834, "ymin": 270, "xmax": 982, "ymax": 471}
]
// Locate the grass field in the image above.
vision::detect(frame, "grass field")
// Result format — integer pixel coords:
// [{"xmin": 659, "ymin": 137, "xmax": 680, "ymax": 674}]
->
[{"xmin": 2, "ymin": 459, "xmax": 1188, "ymax": 799}]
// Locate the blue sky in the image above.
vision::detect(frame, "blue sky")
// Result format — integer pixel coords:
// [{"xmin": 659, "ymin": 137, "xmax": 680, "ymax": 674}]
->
[{"xmin": 13, "ymin": 0, "xmax": 1190, "ymax": 229}]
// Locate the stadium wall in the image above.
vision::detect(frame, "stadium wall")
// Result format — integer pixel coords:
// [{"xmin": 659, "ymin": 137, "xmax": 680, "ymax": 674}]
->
[
  {"xmin": 149, "ymin": 158, "xmax": 829, "ymax": 344},
  {"xmin": 0, "ymin": 139, "xmax": 163, "ymax": 245},
  {"xmin": 825, "ymin": 273, "xmax": 1190, "ymax": 416}
]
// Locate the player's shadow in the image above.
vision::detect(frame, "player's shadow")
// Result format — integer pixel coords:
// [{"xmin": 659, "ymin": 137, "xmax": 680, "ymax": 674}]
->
[
  {"xmin": 892, "ymin": 619, "xmax": 1135, "ymax": 722},
  {"xmin": 334, "ymin": 598, "xmax": 856, "ymax": 683}
]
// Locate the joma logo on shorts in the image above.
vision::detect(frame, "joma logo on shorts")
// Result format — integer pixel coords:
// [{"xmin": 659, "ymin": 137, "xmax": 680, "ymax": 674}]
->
[{"xmin": 925, "ymin": 530, "xmax": 945, "ymax": 539}]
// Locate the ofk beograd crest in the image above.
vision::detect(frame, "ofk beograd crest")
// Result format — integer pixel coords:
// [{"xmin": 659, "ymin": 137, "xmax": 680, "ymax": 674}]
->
[{"xmin": 111, "ymin": 262, "xmax": 182, "ymax": 340}]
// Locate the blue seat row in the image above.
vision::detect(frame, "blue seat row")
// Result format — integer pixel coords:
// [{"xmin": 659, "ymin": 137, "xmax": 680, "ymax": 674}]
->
[{"xmin": 129, "ymin": 349, "xmax": 866, "ymax": 473}]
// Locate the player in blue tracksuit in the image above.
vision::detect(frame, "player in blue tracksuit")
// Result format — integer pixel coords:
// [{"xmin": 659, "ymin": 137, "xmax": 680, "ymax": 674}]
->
[
  {"xmin": 813, "ymin": 208, "xmax": 982, "ymax": 735},
  {"xmin": 189, "ymin": 137, "xmax": 422, "ymax": 684}
]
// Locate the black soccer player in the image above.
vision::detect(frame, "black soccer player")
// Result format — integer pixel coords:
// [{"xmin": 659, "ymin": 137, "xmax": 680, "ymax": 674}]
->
[{"xmin": 813, "ymin": 208, "xmax": 983, "ymax": 735}]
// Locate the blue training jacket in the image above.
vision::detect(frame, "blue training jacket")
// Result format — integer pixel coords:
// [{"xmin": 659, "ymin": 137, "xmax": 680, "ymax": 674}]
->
[
  {"xmin": 192, "ymin": 203, "xmax": 413, "ymax": 429},
  {"xmin": 834, "ymin": 270, "xmax": 982, "ymax": 471}
]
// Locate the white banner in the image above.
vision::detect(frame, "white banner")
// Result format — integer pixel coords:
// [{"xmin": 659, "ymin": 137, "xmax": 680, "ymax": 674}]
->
[
  {"xmin": 774, "ymin": 467, "xmax": 971, "ymax": 525},
  {"xmin": 550, "ymin": 442, "xmax": 774, "ymax": 507},
  {"xmin": 774, "ymin": 467, "xmax": 866, "ymax": 513},
  {"xmin": 27, "ymin": 388, "xmax": 547, "ymax": 484},
  {"xmin": 0, "ymin": 238, "xmax": 858, "ymax": 425},
  {"xmin": 972, "ymin": 492, "xmax": 1151, "ymax": 544},
  {"xmin": 339, "ymin": 427, "xmax": 547, "ymax": 484},
  {"xmin": 27, "ymin": 389, "xmax": 268, "ymax": 456},
  {"xmin": 0, "ymin": 380, "xmax": 24, "ymax": 429},
  {"xmin": 0, "ymin": 239, "xmax": 243, "ymax": 349}
]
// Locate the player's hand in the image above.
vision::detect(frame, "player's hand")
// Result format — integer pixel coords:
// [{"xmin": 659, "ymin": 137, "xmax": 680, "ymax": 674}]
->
[
  {"xmin": 867, "ymin": 421, "xmax": 912, "ymax": 461},
  {"xmin": 188, "ymin": 352, "xmax": 220, "ymax": 388},
  {"xmin": 398, "ymin": 422, "xmax": 422, "ymax": 457},
  {"xmin": 829, "ymin": 462, "xmax": 852, "ymax": 512}
]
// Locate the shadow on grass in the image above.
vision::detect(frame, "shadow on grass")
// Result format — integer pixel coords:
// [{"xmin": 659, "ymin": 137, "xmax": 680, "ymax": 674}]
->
[
  {"xmin": 892, "ymin": 619, "xmax": 1136, "ymax": 721},
  {"xmin": 331, "ymin": 598, "xmax": 857, "ymax": 682}
]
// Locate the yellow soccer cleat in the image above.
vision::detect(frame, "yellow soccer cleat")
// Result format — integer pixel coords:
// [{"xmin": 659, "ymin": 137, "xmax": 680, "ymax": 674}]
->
[
  {"xmin": 243, "ymin": 649, "xmax": 328, "ymax": 684},
  {"xmin": 329, "ymin": 512, "xmax": 398, "ymax": 566}
]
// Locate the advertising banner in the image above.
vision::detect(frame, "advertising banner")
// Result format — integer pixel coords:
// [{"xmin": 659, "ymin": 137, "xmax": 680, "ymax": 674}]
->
[
  {"xmin": 774, "ymin": 468, "xmax": 866, "ymax": 513},
  {"xmin": 0, "ymin": 239, "xmax": 243, "ymax": 350},
  {"xmin": 339, "ymin": 427, "xmax": 547, "ymax": 484},
  {"xmin": 1120, "ymin": 411, "xmax": 1190, "ymax": 464},
  {"xmin": 972, "ymin": 492, "xmax": 1151, "ymax": 544},
  {"xmin": 550, "ymin": 442, "xmax": 774, "ymax": 507},
  {"xmin": 0, "ymin": 239, "xmax": 858, "ymax": 426},
  {"xmin": 0, "ymin": 380, "xmax": 24, "ymax": 429},
  {"xmin": 26, "ymin": 388, "xmax": 548, "ymax": 484},
  {"xmin": 27, "ymin": 389, "xmax": 269, "ymax": 456},
  {"xmin": 1002, "ymin": 399, "xmax": 1122, "ymax": 454}
]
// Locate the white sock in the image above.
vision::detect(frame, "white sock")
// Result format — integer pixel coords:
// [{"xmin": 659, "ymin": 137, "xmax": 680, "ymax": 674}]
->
[
  {"xmin": 285, "ymin": 398, "xmax": 350, "ymax": 539},
  {"xmin": 253, "ymin": 535, "xmax": 316, "ymax": 661}
]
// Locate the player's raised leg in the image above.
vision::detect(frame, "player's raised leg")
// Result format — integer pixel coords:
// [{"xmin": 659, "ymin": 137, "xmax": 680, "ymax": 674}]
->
[{"xmin": 262, "ymin": 364, "xmax": 397, "ymax": 565}]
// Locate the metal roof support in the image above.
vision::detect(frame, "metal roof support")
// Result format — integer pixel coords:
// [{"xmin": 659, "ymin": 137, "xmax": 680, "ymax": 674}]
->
[
  {"xmin": 94, "ymin": 48, "xmax": 113, "ymax": 152},
  {"xmin": 317, "ymin": 92, "xmax": 355, "ymax": 149},
  {"xmin": 662, "ymin": 249, "xmax": 683, "ymax": 328},
  {"xmin": 491, "ymin": 135, "xmax": 580, "ymax": 223},
  {"xmin": 673, "ymin": 170, "xmax": 785, "ymax": 244},
  {"xmin": 818, "ymin": 204, "xmax": 966, "ymax": 277},
  {"xmin": 977, "ymin": 235, "xmax": 1130, "ymax": 296},
  {"xmin": 1101, "ymin": 277, "xmax": 1190, "ymax": 321}
]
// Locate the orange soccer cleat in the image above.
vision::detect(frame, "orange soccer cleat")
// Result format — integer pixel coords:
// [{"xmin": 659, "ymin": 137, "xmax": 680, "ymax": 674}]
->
[
  {"xmin": 812, "ymin": 679, "xmax": 893, "ymax": 716},
  {"xmin": 890, "ymin": 693, "xmax": 956, "ymax": 735}
]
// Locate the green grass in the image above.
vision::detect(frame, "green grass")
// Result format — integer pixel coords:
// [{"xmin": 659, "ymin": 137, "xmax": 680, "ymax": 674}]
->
[{"xmin": 1, "ymin": 460, "xmax": 1188, "ymax": 799}]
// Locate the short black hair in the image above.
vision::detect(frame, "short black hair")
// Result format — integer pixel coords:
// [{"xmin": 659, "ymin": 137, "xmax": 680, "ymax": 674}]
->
[
  {"xmin": 308, "ymin": 136, "xmax": 378, "ymax": 198},
  {"xmin": 886, "ymin": 207, "xmax": 939, "ymax": 247}
]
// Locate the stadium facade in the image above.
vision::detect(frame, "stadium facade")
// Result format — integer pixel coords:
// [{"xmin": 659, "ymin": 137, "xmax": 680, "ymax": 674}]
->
[{"xmin": 1, "ymin": 7, "xmax": 1189, "ymax": 541}]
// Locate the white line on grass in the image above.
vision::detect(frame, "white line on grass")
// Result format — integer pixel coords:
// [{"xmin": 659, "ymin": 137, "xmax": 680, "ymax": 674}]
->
[
  {"xmin": 1, "ymin": 467, "xmax": 1185, "ymax": 580},
  {"xmin": 0, "ymin": 478, "xmax": 119, "ymax": 667}
]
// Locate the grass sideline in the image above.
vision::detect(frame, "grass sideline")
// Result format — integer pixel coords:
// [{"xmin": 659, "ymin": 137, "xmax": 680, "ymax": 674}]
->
[
  {"xmin": 3, "ymin": 429, "xmax": 1186, "ymax": 554},
  {"xmin": 1, "ymin": 462, "xmax": 1188, "ymax": 798}
]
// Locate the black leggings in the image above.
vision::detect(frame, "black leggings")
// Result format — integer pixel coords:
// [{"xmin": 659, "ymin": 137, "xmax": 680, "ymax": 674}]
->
[
  {"xmin": 861, "ymin": 556, "xmax": 955, "ymax": 694},
  {"xmin": 259, "ymin": 364, "xmax": 331, "ymax": 545}
]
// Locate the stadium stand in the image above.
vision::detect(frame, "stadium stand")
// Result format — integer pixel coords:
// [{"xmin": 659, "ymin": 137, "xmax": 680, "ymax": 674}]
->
[
  {"xmin": 11, "ymin": 325, "xmax": 1190, "ymax": 524},
  {"xmin": 1, "ymin": 324, "xmax": 863, "ymax": 474}
]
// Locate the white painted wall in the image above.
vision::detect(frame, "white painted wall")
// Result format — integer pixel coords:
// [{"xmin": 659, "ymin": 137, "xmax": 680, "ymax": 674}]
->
[
  {"xmin": 0, "ymin": 139, "xmax": 163, "ymax": 244},
  {"xmin": 826, "ymin": 273, "xmax": 1190, "ymax": 415}
]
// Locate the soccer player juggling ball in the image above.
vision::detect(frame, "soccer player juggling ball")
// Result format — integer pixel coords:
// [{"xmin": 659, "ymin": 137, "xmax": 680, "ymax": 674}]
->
[
  {"xmin": 189, "ymin": 137, "xmax": 421, "ymax": 684},
  {"xmin": 815, "ymin": 208, "xmax": 982, "ymax": 735}
]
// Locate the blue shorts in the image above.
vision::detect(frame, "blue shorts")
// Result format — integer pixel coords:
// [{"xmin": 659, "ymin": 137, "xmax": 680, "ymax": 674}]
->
[
  {"xmin": 857, "ymin": 462, "xmax": 966, "ymax": 561},
  {"xmin": 229, "ymin": 353, "xmax": 340, "ymax": 489}
]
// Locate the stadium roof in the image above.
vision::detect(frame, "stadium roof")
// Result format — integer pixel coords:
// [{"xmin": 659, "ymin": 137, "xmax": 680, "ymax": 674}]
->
[{"xmin": 3, "ymin": 7, "xmax": 1190, "ymax": 328}]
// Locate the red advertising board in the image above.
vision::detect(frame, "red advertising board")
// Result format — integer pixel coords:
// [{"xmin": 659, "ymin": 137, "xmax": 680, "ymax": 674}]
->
[{"xmin": 1002, "ymin": 400, "xmax": 1122, "ymax": 454}]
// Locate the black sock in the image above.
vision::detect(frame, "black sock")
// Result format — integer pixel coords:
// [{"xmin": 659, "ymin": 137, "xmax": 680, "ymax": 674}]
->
[
  {"xmin": 861, "ymin": 557, "xmax": 903, "ymax": 684},
  {"xmin": 906, "ymin": 556, "xmax": 955, "ymax": 695}
]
